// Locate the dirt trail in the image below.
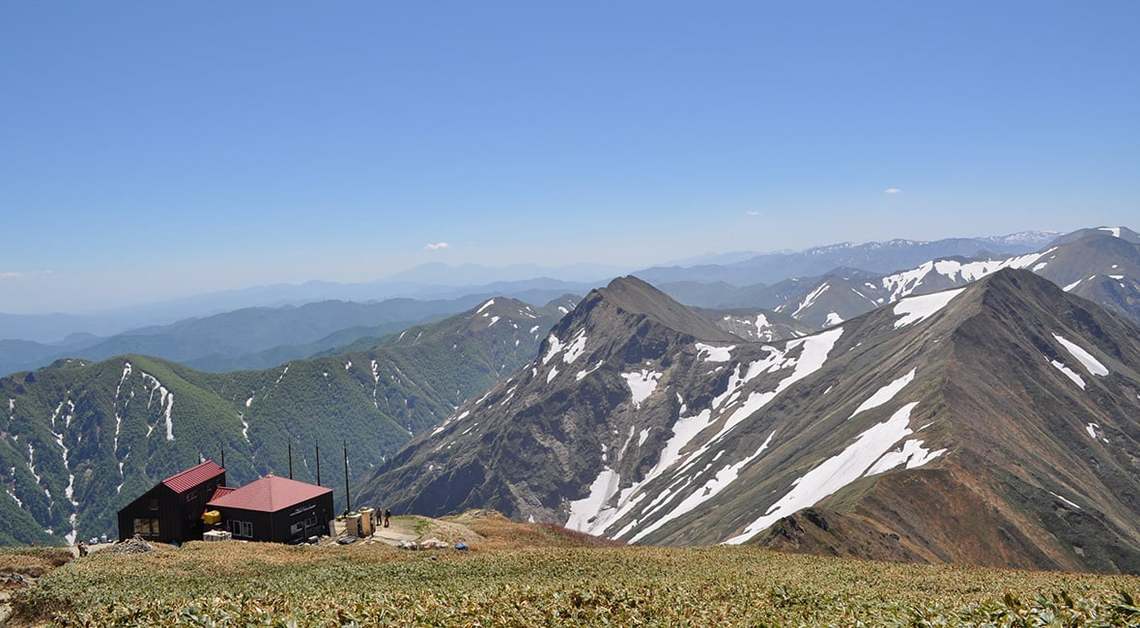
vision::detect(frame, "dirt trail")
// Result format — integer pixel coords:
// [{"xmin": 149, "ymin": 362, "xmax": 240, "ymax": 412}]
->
[
  {"xmin": 381, "ymin": 516, "xmax": 484, "ymax": 547},
  {"xmin": 334, "ymin": 515, "xmax": 485, "ymax": 548},
  {"xmin": 370, "ymin": 518, "xmax": 419, "ymax": 545}
]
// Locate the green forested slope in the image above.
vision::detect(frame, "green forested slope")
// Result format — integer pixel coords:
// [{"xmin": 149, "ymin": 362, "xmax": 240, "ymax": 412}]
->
[{"xmin": 0, "ymin": 297, "xmax": 570, "ymax": 545}]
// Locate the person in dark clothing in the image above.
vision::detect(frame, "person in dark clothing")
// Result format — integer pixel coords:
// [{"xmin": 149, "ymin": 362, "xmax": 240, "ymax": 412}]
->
[{"xmin": 383, "ymin": 508, "xmax": 391, "ymax": 528}]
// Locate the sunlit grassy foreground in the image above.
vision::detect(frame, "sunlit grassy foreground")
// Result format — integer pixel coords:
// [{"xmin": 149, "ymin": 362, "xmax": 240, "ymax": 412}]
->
[{"xmin": 14, "ymin": 532, "xmax": 1140, "ymax": 627}]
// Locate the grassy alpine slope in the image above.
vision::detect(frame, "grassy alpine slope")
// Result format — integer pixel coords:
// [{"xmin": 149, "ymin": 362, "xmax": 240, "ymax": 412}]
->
[{"xmin": 11, "ymin": 538, "xmax": 1140, "ymax": 626}]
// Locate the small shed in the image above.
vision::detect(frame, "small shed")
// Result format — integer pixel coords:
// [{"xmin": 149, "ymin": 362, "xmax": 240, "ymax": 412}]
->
[
  {"xmin": 116, "ymin": 460, "xmax": 226, "ymax": 543},
  {"xmin": 206, "ymin": 474, "xmax": 334, "ymax": 544}
]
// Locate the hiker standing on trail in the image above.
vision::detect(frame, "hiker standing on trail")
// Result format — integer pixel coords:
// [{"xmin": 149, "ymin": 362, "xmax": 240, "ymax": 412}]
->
[
  {"xmin": 384, "ymin": 508, "xmax": 391, "ymax": 528},
  {"xmin": 77, "ymin": 541, "xmax": 88, "ymax": 557}
]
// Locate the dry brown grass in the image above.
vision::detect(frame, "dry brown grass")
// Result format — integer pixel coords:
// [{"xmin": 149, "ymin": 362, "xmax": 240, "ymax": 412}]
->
[
  {"xmin": 444, "ymin": 509, "xmax": 623, "ymax": 549},
  {"xmin": 0, "ymin": 547, "xmax": 72, "ymax": 578}
]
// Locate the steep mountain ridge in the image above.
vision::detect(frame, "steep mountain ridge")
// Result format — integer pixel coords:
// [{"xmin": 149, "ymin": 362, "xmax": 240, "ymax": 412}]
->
[
  {"xmin": 356, "ymin": 276, "xmax": 740, "ymax": 515},
  {"xmin": 738, "ymin": 270, "xmax": 1140, "ymax": 571},
  {"xmin": 359, "ymin": 270, "xmax": 1140, "ymax": 573}
]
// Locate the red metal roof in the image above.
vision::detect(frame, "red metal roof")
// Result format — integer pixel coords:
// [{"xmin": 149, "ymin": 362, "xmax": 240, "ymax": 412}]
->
[
  {"xmin": 207, "ymin": 475, "xmax": 332, "ymax": 512},
  {"xmin": 162, "ymin": 460, "xmax": 225, "ymax": 494},
  {"xmin": 209, "ymin": 486, "xmax": 236, "ymax": 502}
]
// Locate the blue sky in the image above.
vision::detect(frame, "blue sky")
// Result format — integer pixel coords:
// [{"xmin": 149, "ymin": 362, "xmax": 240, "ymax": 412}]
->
[{"xmin": 1, "ymin": 1, "xmax": 1138, "ymax": 312}]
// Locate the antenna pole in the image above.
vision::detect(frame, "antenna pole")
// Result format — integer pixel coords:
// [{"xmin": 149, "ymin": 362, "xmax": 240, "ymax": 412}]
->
[
  {"xmin": 220, "ymin": 443, "xmax": 225, "ymax": 469},
  {"xmin": 343, "ymin": 440, "xmax": 351, "ymax": 513},
  {"xmin": 288, "ymin": 441, "xmax": 293, "ymax": 479},
  {"xmin": 315, "ymin": 440, "xmax": 321, "ymax": 486}
]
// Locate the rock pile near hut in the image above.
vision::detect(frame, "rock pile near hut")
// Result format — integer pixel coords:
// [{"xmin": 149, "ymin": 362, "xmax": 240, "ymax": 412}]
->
[{"xmin": 109, "ymin": 536, "xmax": 154, "ymax": 555}]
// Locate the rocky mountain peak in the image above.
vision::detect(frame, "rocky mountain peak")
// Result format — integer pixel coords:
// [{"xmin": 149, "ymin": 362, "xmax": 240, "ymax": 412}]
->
[
  {"xmin": 945, "ymin": 267, "xmax": 1112, "ymax": 334},
  {"xmin": 580, "ymin": 276, "xmax": 739, "ymax": 342},
  {"xmin": 974, "ymin": 266, "xmax": 1061, "ymax": 301},
  {"xmin": 1050, "ymin": 226, "xmax": 1140, "ymax": 247}
]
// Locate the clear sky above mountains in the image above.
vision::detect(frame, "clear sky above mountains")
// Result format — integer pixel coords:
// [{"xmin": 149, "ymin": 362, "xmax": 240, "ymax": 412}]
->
[{"xmin": 2, "ymin": 1, "xmax": 1137, "ymax": 312}]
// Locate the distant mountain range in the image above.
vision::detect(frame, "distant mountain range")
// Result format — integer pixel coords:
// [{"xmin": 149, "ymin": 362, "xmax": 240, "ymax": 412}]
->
[
  {"xmin": 385, "ymin": 262, "xmax": 623, "ymax": 286},
  {"xmin": 0, "ymin": 278, "xmax": 600, "ymax": 344},
  {"xmin": 0, "ymin": 230, "xmax": 1059, "ymax": 345},
  {"xmin": 3, "ymin": 230, "xmax": 1064, "ymax": 376},
  {"xmin": 634, "ymin": 231, "xmax": 1060, "ymax": 286},
  {"xmin": 654, "ymin": 227, "xmax": 1140, "ymax": 333},
  {"xmin": 0, "ymin": 296, "xmax": 571, "ymax": 545},
  {"xmin": 0, "ymin": 290, "xmax": 594, "ymax": 377},
  {"xmin": 359, "ymin": 268, "xmax": 1140, "ymax": 573},
  {"xmin": 0, "ymin": 298, "xmax": 460, "ymax": 377},
  {"xmin": 658, "ymin": 231, "xmax": 1060, "ymax": 270}
]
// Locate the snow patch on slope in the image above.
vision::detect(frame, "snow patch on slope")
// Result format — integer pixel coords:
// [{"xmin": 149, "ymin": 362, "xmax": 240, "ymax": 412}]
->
[
  {"xmin": 26, "ymin": 443, "xmax": 49, "ymax": 500},
  {"xmin": 1052, "ymin": 334, "xmax": 1109, "ymax": 377},
  {"xmin": 565, "ymin": 466, "xmax": 622, "ymax": 532},
  {"xmin": 793, "ymin": 283, "xmax": 829, "ymax": 318},
  {"xmin": 49, "ymin": 399, "xmax": 80, "ymax": 544},
  {"xmin": 598, "ymin": 327, "xmax": 845, "ymax": 540},
  {"xmin": 112, "ymin": 361, "xmax": 133, "ymax": 453},
  {"xmin": 629, "ymin": 431, "xmax": 776, "ymax": 543},
  {"xmin": 563, "ymin": 330, "xmax": 588, "ymax": 364},
  {"xmin": 892, "ymin": 288, "xmax": 965, "ymax": 328},
  {"xmin": 865, "ymin": 437, "xmax": 946, "ymax": 475},
  {"xmin": 880, "ymin": 250, "xmax": 1054, "ymax": 300},
  {"xmin": 139, "ymin": 372, "xmax": 175, "ymax": 441},
  {"xmin": 576, "ymin": 360, "xmax": 604, "ymax": 381},
  {"xmin": 1085, "ymin": 422, "xmax": 1109, "ymax": 444},
  {"xmin": 695, "ymin": 343, "xmax": 734, "ymax": 362},
  {"xmin": 430, "ymin": 410, "xmax": 471, "ymax": 437},
  {"xmin": 542, "ymin": 334, "xmax": 564, "ymax": 365},
  {"xmin": 622, "ymin": 370, "xmax": 661, "ymax": 408},
  {"xmin": 724, "ymin": 402, "xmax": 922, "ymax": 544},
  {"xmin": 1051, "ymin": 361, "xmax": 1086, "ymax": 389},
  {"xmin": 848, "ymin": 368, "xmax": 916, "ymax": 420},
  {"xmin": 1049, "ymin": 490, "xmax": 1082, "ymax": 510}
]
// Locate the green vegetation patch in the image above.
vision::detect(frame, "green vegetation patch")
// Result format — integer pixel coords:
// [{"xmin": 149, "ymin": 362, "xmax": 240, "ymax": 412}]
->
[{"xmin": 13, "ymin": 543, "xmax": 1140, "ymax": 626}]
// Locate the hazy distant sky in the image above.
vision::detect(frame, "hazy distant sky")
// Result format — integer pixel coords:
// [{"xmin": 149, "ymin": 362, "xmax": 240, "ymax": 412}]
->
[{"xmin": 2, "ymin": 1, "xmax": 1138, "ymax": 313}]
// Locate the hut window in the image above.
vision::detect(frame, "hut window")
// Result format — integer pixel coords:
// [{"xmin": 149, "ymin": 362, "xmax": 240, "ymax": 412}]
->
[
  {"xmin": 134, "ymin": 518, "xmax": 160, "ymax": 537},
  {"xmin": 229, "ymin": 520, "xmax": 253, "ymax": 538},
  {"xmin": 290, "ymin": 515, "xmax": 318, "ymax": 536}
]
